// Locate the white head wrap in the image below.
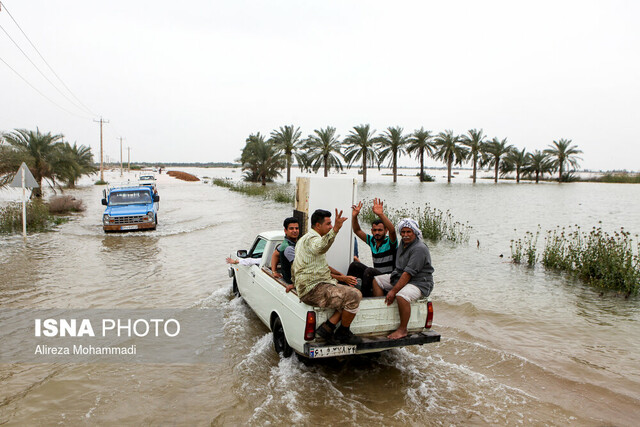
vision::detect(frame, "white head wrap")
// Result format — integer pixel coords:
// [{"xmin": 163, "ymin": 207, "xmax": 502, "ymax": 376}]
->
[{"xmin": 396, "ymin": 218, "xmax": 422, "ymax": 240}]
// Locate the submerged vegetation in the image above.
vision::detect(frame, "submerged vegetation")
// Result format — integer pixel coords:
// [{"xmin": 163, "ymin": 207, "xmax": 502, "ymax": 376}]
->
[
  {"xmin": 593, "ymin": 173, "xmax": 640, "ymax": 184},
  {"xmin": 0, "ymin": 200, "xmax": 71, "ymax": 234},
  {"xmin": 511, "ymin": 229, "xmax": 539, "ymax": 266},
  {"xmin": 47, "ymin": 195, "xmax": 85, "ymax": 214},
  {"xmin": 511, "ymin": 225, "xmax": 640, "ymax": 296},
  {"xmin": 360, "ymin": 201, "xmax": 471, "ymax": 243},
  {"xmin": 212, "ymin": 178, "xmax": 294, "ymax": 204}
]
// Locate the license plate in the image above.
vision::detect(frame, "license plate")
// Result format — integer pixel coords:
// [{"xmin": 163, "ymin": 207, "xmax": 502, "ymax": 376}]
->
[
  {"xmin": 309, "ymin": 344, "xmax": 357, "ymax": 358},
  {"xmin": 121, "ymin": 225, "xmax": 138, "ymax": 230}
]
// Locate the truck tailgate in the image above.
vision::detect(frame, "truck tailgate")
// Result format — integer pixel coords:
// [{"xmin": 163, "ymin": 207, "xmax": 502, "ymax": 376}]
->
[{"xmin": 347, "ymin": 296, "xmax": 431, "ymax": 335}]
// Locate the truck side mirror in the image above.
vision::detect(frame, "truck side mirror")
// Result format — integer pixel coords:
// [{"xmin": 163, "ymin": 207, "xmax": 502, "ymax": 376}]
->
[
  {"xmin": 153, "ymin": 194, "xmax": 160, "ymax": 202},
  {"xmin": 101, "ymin": 198, "xmax": 107, "ymax": 206},
  {"xmin": 237, "ymin": 250, "xmax": 248, "ymax": 258}
]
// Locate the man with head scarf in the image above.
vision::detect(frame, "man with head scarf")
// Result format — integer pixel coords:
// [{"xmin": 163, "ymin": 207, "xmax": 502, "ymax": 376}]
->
[{"xmin": 372, "ymin": 218, "xmax": 434, "ymax": 339}]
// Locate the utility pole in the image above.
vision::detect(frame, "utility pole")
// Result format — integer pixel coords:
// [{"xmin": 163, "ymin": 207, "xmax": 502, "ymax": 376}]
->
[
  {"xmin": 93, "ymin": 117, "xmax": 109, "ymax": 181},
  {"xmin": 119, "ymin": 137, "xmax": 125, "ymax": 177},
  {"xmin": 127, "ymin": 146, "xmax": 131, "ymax": 172}
]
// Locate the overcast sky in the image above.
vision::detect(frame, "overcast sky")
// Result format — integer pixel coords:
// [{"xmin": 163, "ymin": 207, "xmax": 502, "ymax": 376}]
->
[{"xmin": 1, "ymin": 0, "xmax": 638, "ymax": 171}]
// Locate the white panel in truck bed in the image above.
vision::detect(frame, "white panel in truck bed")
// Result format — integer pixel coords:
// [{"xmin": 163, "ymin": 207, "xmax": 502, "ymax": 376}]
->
[{"xmin": 297, "ymin": 176, "xmax": 357, "ymax": 274}]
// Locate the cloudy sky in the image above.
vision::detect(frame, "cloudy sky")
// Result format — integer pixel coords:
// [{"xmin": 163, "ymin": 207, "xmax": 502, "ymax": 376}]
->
[{"xmin": 1, "ymin": 0, "xmax": 638, "ymax": 171}]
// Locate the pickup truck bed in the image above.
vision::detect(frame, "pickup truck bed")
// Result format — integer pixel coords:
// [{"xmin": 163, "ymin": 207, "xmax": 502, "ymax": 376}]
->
[{"xmin": 229, "ymin": 231, "xmax": 441, "ymax": 359}]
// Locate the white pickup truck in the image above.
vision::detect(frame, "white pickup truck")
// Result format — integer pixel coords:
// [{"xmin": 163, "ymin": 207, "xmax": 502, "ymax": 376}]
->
[{"xmin": 229, "ymin": 230, "xmax": 440, "ymax": 359}]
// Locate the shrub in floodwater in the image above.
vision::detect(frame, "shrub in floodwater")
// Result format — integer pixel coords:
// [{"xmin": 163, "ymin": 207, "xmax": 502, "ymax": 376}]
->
[
  {"xmin": 47, "ymin": 195, "xmax": 85, "ymax": 214},
  {"xmin": 510, "ymin": 238, "xmax": 523, "ymax": 264},
  {"xmin": 0, "ymin": 200, "xmax": 67, "ymax": 233},
  {"xmin": 416, "ymin": 172, "xmax": 435, "ymax": 182},
  {"xmin": 94, "ymin": 179, "xmax": 108, "ymax": 185},
  {"xmin": 359, "ymin": 200, "xmax": 471, "ymax": 244},
  {"xmin": 541, "ymin": 227, "xmax": 573, "ymax": 271},
  {"xmin": 270, "ymin": 187, "xmax": 295, "ymax": 204},
  {"xmin": 212, "ymin": 178, "xmax": 293, "ymax": 205},
  {"xmin": 514, "ymin": 224, "xmax": 640, "ymax": 296},
  {"xmin": 511, "ymin": 229, "xmax": 539, "ymax": 266}
]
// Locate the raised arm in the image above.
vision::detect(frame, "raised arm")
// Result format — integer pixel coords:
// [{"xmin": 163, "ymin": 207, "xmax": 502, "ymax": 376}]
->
[
  {"xmin": 373, "ymin": 198, "xmax": 397, "ymax": 243},
  {"xmin": 307, "ymin": 209, "xmax": 348, "ymax": 254},
  {"xmin": 351, "ymin": 201, "xmax": 367, "ymax": 242}
]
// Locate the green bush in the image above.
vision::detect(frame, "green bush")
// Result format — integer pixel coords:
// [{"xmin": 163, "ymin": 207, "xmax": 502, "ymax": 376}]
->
[
  {"xmin": 0, "ymin": 201, "xmax": 67, "ymax": 234},
  {"xmin": 513, "ymin": 224, "xmax": 640, "ymax": 296}
]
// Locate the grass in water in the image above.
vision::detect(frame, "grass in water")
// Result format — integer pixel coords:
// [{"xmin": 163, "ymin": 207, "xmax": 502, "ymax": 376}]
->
[
  {"xmin": 212, "ymin": 178, "xmax": 294, "ymax": 204},
  {"xmin": 512, "ymin": 224, "xmax": 640, "ymax": 297},
  {"xmin": 360, "ymin": 200, "xmax": 471, "ymax": 243},
  {"xmin": 597, "ymin": 173, "xmax": 640, "ymax": 184}
]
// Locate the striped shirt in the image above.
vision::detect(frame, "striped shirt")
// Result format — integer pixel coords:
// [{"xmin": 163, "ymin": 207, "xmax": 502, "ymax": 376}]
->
[
  {"xmin": 292, "ymin": 228, "xmax": 338, "ymax": 298},
  {"xmin": 366, "ymin": 234, "xmax": 398, "ymax": 274}
]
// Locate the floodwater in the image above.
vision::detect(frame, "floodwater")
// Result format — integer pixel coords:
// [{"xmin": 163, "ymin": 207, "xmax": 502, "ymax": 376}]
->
[{"xmin": 1, "ymin": 167, "xmax": 639, "ymax": 425}]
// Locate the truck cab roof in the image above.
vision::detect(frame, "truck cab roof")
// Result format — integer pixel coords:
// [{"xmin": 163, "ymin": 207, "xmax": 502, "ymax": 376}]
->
[{"xmin": 258, "ymin": 230, "xmax": 285, "ymax": 242}]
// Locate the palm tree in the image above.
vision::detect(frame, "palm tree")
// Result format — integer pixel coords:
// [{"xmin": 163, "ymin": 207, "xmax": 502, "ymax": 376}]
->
[
  {"xmin": 504, "ymin": 147, "xmax": 528, "ymax": 183},
  {"xmin": 483, "ymin": 137, "xmax": 513, "ymax": 183},
  {"xmin": 378, "ymin": 126, "xmax": 408, "ymax": 183},
  {"xmin": 52, "ymin": 142, "xmax": 97, "ymax": 188},
  {"xmin": 0, "ymin": 141, "xmax": 26, "ymax": 188},
  {"xmin": 432, "ymin": 130, "xmax": 468, "ymax": 183},
  {"xmin": 240, "ymin": 133, "xmax": 284, "ymax": 186},
  {"xmin": 544, "ymin": 139, "xmax": 582, "ymax": 182},
  {"xmin": 343, "ymin": 124, "xmax": 379, "ymax": 183},
  {"xmin": 304, "ymin": 127, "xmax": 344, "ymax": 177},
  {"xmin": 407, "ymin": 127, "xmax": 434, "ymax": 182},
  {"xmin": 524, "ymin": 150, "xmax": 553, "ymax": 183},
  {"xmin": 269, "ymin": 125, "xmax": 303, "ymax": 183},
  {"xmin": 461, "ymin": 129, "xmax": 487, "ymax": 183},
  {"xmin": 3, "ymin": 128, "xmax": 64, "ymax": 197}
]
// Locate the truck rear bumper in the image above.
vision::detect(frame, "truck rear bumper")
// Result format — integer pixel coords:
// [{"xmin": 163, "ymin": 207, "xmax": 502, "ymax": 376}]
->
[{"xmin": 303, "ymin": 330, "xmax": 441, "ymax": 358}]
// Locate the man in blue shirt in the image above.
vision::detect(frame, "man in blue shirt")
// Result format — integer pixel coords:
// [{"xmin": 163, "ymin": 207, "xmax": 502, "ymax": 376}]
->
[{"xmin": 348, "ymin": 198, "xmax": 398, "ymax": 296}]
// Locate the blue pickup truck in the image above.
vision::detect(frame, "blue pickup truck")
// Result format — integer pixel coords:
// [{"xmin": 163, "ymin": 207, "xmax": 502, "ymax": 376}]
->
[{"xmin": 101, "ymin": 184, "xmax": 159, "ymax": 232}]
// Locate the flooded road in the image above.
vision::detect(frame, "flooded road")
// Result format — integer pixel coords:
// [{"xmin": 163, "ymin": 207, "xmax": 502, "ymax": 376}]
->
[{"xmin": 1, "ymin": 167, "xmax": 639, "ymax": 425}]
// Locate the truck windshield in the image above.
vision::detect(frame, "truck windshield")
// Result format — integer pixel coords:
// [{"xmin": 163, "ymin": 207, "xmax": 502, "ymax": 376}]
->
[{"xmin": 109, "ymin": 190, "xmax": 152, "ymax": 205}]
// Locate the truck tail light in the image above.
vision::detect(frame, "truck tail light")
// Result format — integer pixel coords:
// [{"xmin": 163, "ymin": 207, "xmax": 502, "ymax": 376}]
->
[
  {"xmin": 425, "ymin": 301, "xmax": 434, "ymax": 329},
  {"xmin": 304, "ymin": 311, "xmax": 316, "ymax": 341}
]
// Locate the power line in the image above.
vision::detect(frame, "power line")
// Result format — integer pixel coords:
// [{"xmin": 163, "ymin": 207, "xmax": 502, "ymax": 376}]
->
[
  {"xmin": 0, "ymin": 1, "xmax": 98, "ymax": 118},
  {"xmin": 0, "ymin": 21, "xmax": 93, "ymax": 119},
  {"xmin": 0, "ymin": 54, "xmax": 90, "ymax": 119}
]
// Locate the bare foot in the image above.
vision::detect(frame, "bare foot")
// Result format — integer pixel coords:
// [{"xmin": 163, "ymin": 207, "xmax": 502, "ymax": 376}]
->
[{"xmin": 387, "ymin": 328, "xmax": 408, "ymax": 340}]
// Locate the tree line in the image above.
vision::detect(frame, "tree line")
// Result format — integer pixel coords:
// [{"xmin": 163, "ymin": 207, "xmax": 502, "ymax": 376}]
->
[
  {"xmin": 0, "ymin": 128, "xmax": 96, "ymax": 197},
  {"xmin": 240, "ymin": 125, "xmax": 583, "ymax": 185}
]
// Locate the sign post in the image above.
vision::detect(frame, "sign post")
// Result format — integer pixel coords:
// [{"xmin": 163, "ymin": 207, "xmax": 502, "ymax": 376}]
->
[{"xmin": 9, "ymin": 163, "xmax": 39, "ymax": 238}]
